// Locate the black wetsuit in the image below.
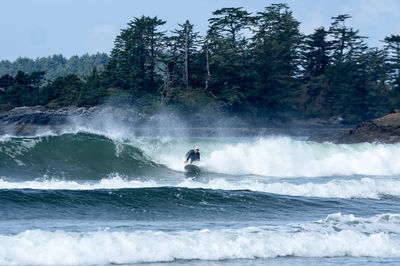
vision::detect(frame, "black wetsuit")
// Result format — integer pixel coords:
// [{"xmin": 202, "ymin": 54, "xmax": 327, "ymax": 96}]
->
[{"xmin": 185, "ymin": 149, "xmax": 200, "ymax": 163}]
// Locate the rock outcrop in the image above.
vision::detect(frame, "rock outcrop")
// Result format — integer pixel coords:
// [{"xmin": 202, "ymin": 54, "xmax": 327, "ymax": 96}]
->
[
  {"xmin": 339, "ymin": 110, "xmax": 400, "ymax": 143},
  {"xmin": 0, "ymin": 106, "xmax": 91, "ymax": 125}
]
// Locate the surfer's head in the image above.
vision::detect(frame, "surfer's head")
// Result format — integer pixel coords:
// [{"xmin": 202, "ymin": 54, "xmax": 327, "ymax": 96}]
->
[{"xmin": 194, "ymin": 146, "xmax": 199, "ymax": 153}]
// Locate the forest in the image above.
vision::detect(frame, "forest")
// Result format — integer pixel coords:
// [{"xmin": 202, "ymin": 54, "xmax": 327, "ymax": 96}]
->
[
  {"xmin": 1, "ymin": 3, "xmax": 400, "ymax": 123},
  {"xmin": 0, "ymin": 53, "xmax": 108, "ymax": 81}
]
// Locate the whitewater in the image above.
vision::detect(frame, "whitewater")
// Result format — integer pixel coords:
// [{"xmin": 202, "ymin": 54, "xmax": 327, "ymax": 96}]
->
[{"xmin": 1, "ymin": 121, "xmax": 400, "ymax": 265}]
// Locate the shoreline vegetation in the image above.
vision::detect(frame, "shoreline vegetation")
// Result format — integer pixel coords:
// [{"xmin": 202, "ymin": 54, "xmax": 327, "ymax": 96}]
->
[{"xmin": 1, "ymin": 3, "xmax": 400, "ymax": 137}]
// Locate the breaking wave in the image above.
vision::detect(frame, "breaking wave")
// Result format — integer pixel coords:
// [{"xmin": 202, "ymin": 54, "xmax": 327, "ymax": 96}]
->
[
  {"xmin": 0, "ymin": 176, "xmax": 399, "ymax": 199},
  {"xmin": 1, "ymin": 213, "xmax": 400, "ymax": 265},
  {"xmin": 2, "ymin": 132, "xmax": 400, "ymax": 179}
]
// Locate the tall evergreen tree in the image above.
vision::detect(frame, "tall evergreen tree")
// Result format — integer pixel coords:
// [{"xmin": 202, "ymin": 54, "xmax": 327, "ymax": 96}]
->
[
  {"xmin": 325, "ymin": 14, "xmax": 369, "ymax": 121},
  {"xmin": 299, "ymin": 27, "xmax": 332, "ymax": 118},
  {"xmin": 170, "ymin": 20, "xmax": 200, "ymax": 89},
  {"xmin": 250, "ymin": 3, "xmax": 302, "ymax": 116},
  {"xmin": 0, "ymin": 74, "xmax": 14, "ymax": 96},
  {"xmin": 383, "ymin": 35, "xmax": 400, "ymax": 93},
  {"xmin": 104, "ymin": 16, "xmax": 166, "ymax": 98},
  {"xmin": 361, "ymin": 48, "xmax": 393, "ymax": 119},
  {"xmin": 329, "ymin": 15, "xmax": 367, "ymax": 63},
  {"xmin": 205, "ymin": 7, "xmax": 253, "ymax": 109},
  {"xmin": 303, "ymin": 27, "xmax": 331, "ymax": 77}
]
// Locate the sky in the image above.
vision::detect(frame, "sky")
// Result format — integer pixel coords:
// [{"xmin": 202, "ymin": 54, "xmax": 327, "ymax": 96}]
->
[{"xmin": 1, "ymin": 0, "xmax": 400, "ymax": 61}]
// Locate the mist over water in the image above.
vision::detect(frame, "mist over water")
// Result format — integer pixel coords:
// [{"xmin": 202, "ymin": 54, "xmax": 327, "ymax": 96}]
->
[{"xmin": 2, "ymin": 110, "xmax": 400, "ymax": 265}]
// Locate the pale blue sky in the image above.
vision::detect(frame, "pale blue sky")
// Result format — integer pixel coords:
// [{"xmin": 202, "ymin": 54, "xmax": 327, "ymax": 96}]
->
[{"xmin": 1, "ymin": 0, "xmax": 400, "ymax": 61}]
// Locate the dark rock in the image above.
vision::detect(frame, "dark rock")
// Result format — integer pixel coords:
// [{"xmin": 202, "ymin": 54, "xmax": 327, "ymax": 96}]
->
[
  {"xmin": 0, "ymin": 106, "xmax": 98, "ymax": 135},
  {"xmin": 0, "ymin": 106, "xmax": 89, "ymax": 125},
  {"xmin": 339, "ymin": 112, "xmax": 400, "ymax": 143}
]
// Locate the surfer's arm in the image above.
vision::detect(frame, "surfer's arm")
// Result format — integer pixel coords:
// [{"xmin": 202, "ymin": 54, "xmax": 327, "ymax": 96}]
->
[
  {"xmin": 184, "ymin": 150, "xmax": 193, "ymax": 164},
  {"xmin": 185, "ymin": 150, "xmax": 193, "ymax": 161}
]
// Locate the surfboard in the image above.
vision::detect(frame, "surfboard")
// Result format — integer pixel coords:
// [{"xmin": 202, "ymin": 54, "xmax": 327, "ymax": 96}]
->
[{"xmin": 184, "ymin": 164, "xmax": 201, "ymax": 177}]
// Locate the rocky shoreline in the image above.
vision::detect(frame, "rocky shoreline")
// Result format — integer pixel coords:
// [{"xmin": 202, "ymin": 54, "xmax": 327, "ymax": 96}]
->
[
  {"xmin": 0, "ymin": 106, "xmax": 143, "ymax": 135},
  {"xmin": 0, "ymin": 106, "xmax": 350, "ymax": 137},
  {"xmin": 2, "ymin": 106, "xmax": 399, "ymax": 143},
  {"xmin": 337, "ymin": 110, "xmax": 400, "ymax": 143}
]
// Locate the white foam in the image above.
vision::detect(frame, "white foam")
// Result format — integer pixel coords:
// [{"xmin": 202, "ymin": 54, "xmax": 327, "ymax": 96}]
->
[
  {"xmin": 199, "ymin": 138, "xmax": 400, "ymax": 177},
  {"xmin": 178, "ymin": 177, "xmax": 400, "ymax": 199},
  {"xmin": 0, "ymin": 176, "xmax": 159, "ymax": 190},
  {"xmin": 140, "ymin": 136, "xmax": 400, "ymax": 177},
  {"xmin": 1, "ymin": 218, "xmax": 400, "ymax": 265},
  {"xmin": 0, "ymin": 137, "xmax": 43, "ymax": 159},
  {"xmin": 314, "ymin": 213, "xmax": 400, "ymax": 234},
  {"xmin": 1, "ymin": 176, "xmax": 400, "ymax": 199}
]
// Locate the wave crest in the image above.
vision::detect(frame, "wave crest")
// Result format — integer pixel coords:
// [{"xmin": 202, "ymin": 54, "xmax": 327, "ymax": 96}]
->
[
  {"xmin": 2, "ymin": 215, "xmax": 400, "ymax": 265},
  {"xmin": 1, "ymin": 176, "xmax": 400, "ymax": 199}
]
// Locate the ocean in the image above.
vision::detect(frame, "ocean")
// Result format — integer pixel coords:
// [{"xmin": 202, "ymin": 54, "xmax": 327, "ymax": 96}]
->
[{"xmin": 1, "ymin": 122, "xmax": 400, "ymax": 265}]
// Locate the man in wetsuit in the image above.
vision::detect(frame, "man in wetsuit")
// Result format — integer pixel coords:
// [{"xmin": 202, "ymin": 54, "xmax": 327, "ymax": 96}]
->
[{"xmin": 184, "ymin": 146, "xmax": 200, "ymax": 164}]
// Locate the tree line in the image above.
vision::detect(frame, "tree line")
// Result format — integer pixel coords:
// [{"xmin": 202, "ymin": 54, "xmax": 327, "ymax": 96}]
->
[
  {"xmin": 1, "ymin": 3, "xmax": 400, "ymax": 123},
  {"xmin": 0, "ymin": 53, "xmax": 108, "ymax": 81}
]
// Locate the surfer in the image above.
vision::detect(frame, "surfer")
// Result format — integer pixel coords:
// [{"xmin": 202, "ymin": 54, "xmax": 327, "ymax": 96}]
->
[{"xmin": 184, "ymin": 146, "xmax": 200, "ymax": 164}]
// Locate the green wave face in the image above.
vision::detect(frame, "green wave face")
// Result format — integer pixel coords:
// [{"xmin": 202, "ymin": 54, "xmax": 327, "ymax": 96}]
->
[{"xmin": 0, "ymin": 133, "xmax": 171, "ymax": 180}]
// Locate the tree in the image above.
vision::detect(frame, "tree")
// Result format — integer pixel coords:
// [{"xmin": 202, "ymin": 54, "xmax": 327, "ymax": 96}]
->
[
  {"xmin": 0, "ymin": 74, "xmax": 14, "ymax": 96},
  {"xmin": 205, "ymin": 7, "xmax": 253, "ymax": 109},
  {"xmin": 329, "ymin": 15, "xmax": 367, "ymax": 63},
  {"xmin": 299, "ymin": 27, "xmax": 332, "ymax": 118},
  {"xmin": 250, "ymin": 3, "xmax": 303, "ymax": 117},
  {"xmin": 4, "ymin": 71, "xmax": 45, "ymax": 106},
  {"xmin": 0, "ymin": 54, "xmax": 108, "ymax": 81},
  {"xmin": 42, "ymin": 74, "xmax": 84, "ymax": 107},
  {"xmin": 302, "ymin": 27, "xmax": 331, "ymax": 77},
  {"xmin": 78, "ymin": 67, "xmax": 107, "ymax": 106},
  {"xmin": 383, "ymin": 35, "xmax": 400, "ymax": 93},
  {"xmin": 169, "ymin": 20, "xmax": 200, "ymax": 89},
  {"xmin": 104, "ymin": 16, "xmax": 166, "ymax": 99},
  {"xmin": 361, "ymin": 48, "xmax": 393, "ymax": 119},
  {"xmin": 324, "ymin": 14, "xmax": 369, "ymax": 121},
  {"xmin": 208, "ymin": 7, "xmax": 253, "ymax": 49}
]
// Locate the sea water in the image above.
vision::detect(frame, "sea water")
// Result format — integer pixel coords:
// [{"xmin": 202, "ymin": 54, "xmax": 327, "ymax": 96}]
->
[{"xmin": 1, "ymin": 127, "xmax": 400, "ymax": 265}]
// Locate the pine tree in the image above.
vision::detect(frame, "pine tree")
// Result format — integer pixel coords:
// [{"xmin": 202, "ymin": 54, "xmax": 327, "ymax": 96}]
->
[
  {"xmin": 205, "ymin": 7, "xmax": 253, "ymax": 109},
  {"xmin": 0, "ymin": 74, "xmax": 14, "ymax": 96},
  {"xmin": 303, "ymin": 27, "xmax": 331, "ymax": 77},
  {"xmin": 361, "ymin": 48, "xmax": 393, "ymax": 119},
  {"xmin": 170, "ymin": 20, "xmax": 200, "ymax": 89},
  {"xmin": 383, "ymin": 35, "xmax": 400, "ymax": 93},
  {"xmin": 299, "ymin": 27, "xmax": 332, "ymax": 118},
  {"xmin": 250, "ymin": 3, "xmax": 302, "ymax": 117},
  {"xmin": 78, "ymin": 67, "xmax": 107, "ymax": 106},
  {"xmin": 325, "ymin": 14, "xmax": 369, "ymax": 121},
  {"xmin": 104, "ymin": 16, "xmax": 166, "ymax": 98},
  {"xmin": 329, "ymin": 15, "xmax": 367, "ymax": 63}
]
